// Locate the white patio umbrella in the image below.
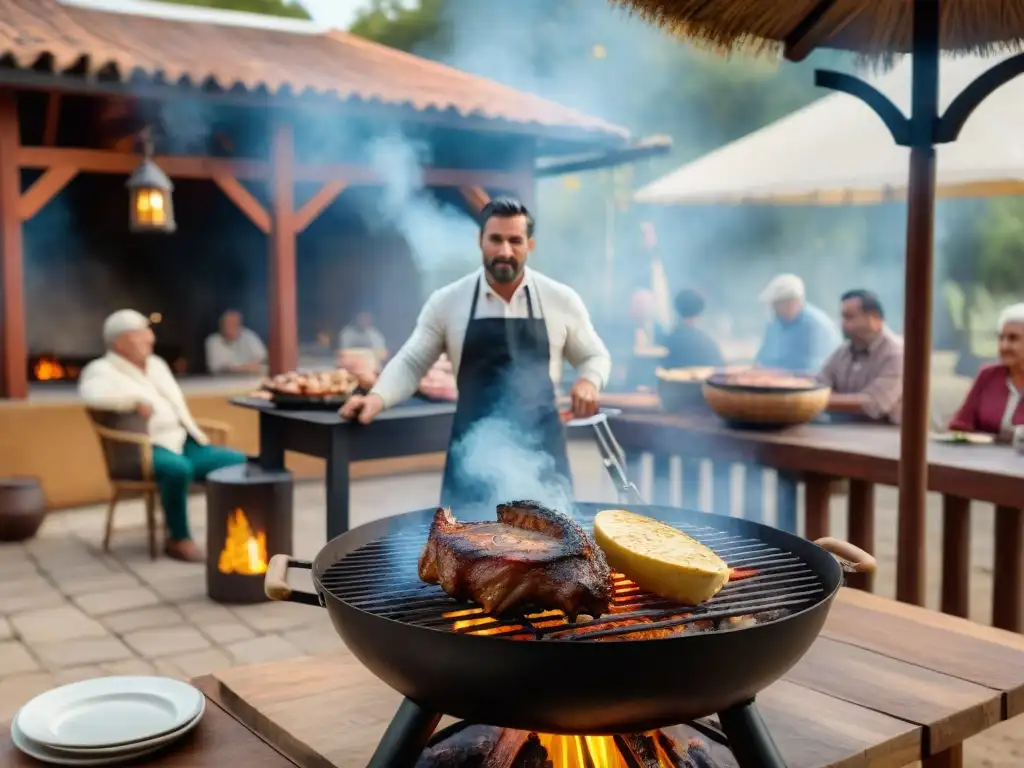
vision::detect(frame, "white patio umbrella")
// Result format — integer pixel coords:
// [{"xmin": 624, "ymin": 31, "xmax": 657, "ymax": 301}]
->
[{"xmin": 634, "ymin": 52, "xmax": 1024, "ymax": 206}]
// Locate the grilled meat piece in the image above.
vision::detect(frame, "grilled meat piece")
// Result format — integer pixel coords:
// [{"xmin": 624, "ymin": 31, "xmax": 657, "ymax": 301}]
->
[{"xmin": 418, "ymin": 501, "xmax": 612, "ymax": 619}]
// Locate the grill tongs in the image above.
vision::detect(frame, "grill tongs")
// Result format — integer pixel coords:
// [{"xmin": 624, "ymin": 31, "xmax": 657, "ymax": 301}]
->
[{"xmin": 563, "ymin": 409, "xmax": 645, "ymax": 505}]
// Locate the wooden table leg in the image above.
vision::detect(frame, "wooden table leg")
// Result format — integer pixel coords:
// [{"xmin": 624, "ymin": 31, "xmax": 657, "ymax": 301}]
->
[
  {"xmin": 325, "ymin": 429, "xmax": 351, "ymax": 540},
  {"xmin": 846, "ymin": 480, "xmax": 875, "ymax": 592},
  {"xmin": 804, "ymin": 473, "xmax": 831, "ymax": 542},
  {"xmin": 923, "ymin": 743, "xmax": 963, "ymax": 768},
  {"xmin": 652, "ymin": 454, "xmax": 671, "ymax": 505},
  {"xmin": 992, "ymin": 505, "xmax": 1023, "ymax": 633},
  {"xmin": 681, "ymin": 460, "xmax": 701, "ymax": 510},
  {"xmin": 711, "ymin": 462, "xmax": 732, "ymax": 516},
  {"xmin": 940, "ymin": 495, "xmax": 971, "ymax": 619}
]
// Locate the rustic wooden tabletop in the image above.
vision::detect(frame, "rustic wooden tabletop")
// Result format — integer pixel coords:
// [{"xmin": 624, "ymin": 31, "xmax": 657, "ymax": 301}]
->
[{"xmin": 173, "ymin": 588, "xmax": 1024, "ymax": 768}]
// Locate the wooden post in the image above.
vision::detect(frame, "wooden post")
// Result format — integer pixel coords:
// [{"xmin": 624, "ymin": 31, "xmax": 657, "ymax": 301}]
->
[
  {"xmin": 0, "ymin": 90, "xmax": 26, "ymax": 399},
  {"xmin": 268, "ymin": 122, "xmax": 298, "ymax": 376}
]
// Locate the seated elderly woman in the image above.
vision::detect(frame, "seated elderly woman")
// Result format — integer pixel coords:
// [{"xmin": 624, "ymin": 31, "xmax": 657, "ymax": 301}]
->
[{"xmin": 949, "ymin": 303, "xmax": 1024, "ymax": 440}]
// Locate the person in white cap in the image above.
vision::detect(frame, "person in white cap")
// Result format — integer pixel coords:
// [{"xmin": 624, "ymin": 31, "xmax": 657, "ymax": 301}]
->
[
  {"xmin": 78, "ymin": 309, "xmax": 246, "ymax": 561},
  {"xmin": 755, "ymin": 273, "xmax": 841, "ymax": 373}
]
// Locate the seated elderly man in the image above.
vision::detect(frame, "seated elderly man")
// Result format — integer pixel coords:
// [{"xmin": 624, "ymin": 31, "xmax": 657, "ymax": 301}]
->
[
  {"xmin": 205, "ymin": 309, "xmax": 267, "ymax": 374},
  {"xmin": 755, "ymin": 273, "xmax": 841, "ymax": 373},
  {"xmin": 79, "ymin": 310, "xmax": 246, "ymax": 561},
  {"xmin": 819, "ymin": 289, "xmax": 904, "ymax": 424}
]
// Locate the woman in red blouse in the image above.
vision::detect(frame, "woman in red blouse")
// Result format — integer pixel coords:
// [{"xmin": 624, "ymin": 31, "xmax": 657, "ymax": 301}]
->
[{"xmin": 949, "ymin": 303, "xmax": 1024, "ymax": 440}]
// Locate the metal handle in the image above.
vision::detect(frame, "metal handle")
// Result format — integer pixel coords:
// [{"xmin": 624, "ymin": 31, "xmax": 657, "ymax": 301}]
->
[
  {"xmin": 814, "ymin": 537, "xmax": 877, "ymax": 574},
  {"xmin": 264, "ymin": 555, "xmax": 321, "ymax": 606}
]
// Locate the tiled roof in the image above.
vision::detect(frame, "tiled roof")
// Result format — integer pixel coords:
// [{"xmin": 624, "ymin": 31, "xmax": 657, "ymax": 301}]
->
[{"xmin": 0, "ymin": 0, "xmax": 628, "ymax": 142}]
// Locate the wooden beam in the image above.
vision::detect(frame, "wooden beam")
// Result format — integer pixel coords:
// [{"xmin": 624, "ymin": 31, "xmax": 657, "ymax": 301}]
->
[
  {"xmin": 458, "ymin": 186, "xmax": 490, "ymax": 213},
  {"xmin": 16, "ymin": 145, "xmax": 523, "ymax": 189},
  {"xmin": 293, "ymin": 181, "xmax": 346, "ymax": 234},
  {"xmin": 42, "ymin": 92, "xmax": 60, "ymax": 146},
  {"xmin": 17, "ymin": 166, "xmax": 78, "ymax": 221},
  {"xmin": 0, "ymin": 90, "xmax": 27, "ymax": 398},
  {"xmin": 268, "ymin": 122, "xmax": 298, "ymax": 376},
  {"xmin": 212, "ymin": 174, "xmax": 271, "ymax": 234}
]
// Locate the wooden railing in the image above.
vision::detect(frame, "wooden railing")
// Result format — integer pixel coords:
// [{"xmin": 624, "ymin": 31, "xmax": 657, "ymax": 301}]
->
[{"xmin": 608, "ymin": 410, "xmax": 1024, "ymax": 633}]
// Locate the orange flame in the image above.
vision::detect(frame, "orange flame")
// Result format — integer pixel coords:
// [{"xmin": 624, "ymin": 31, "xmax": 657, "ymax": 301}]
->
[
  {"xmin": 217, "ymin": 509, "xmax": 267, "ymax": 575},
  {"xmin": 33, "ymin": 356, "xmax": 65, "ymax": 381}
]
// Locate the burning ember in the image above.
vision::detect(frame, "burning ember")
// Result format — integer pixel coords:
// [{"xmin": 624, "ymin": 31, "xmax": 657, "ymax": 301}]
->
[
  {"xmin": 443, "ymin": 569, "xmax": 782, "ymax": 641},
  {"xmin": 33, "ymin": 356, "xmax": 66, "ymax": 381},
  {"xmin": 419, "ymin": 725, "xmax": 719, "ymax": 767},
  {"xmin": 217, "ymin": 508, "xmax": 268, "ymax": 575}
]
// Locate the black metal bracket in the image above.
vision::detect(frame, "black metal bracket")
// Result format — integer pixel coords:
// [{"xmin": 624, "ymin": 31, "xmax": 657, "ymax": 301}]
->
[
  {"xmin": 814, "ymin": 69, "xmax": 911, "ymax": 146},
  {"xmin": 935, "ymin": 51, "xmax": 1024, "ymax": 143}
]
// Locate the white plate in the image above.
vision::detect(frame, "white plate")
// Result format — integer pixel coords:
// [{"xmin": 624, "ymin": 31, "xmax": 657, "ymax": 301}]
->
[
  {"xmin": 16, "ymin": 676, "xmax": 203, "ymax": 749},
  {"xmin": 43, "ymin": 696, "xmax": 205, "ymax": 756},
  {"xmin": 11, "ymin": 717, "xmax": 167, "ymax": 766}
]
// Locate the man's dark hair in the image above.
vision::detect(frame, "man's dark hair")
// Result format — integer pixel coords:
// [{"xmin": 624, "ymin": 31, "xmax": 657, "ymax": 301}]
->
[
  {"xmin": 673, "ymin": 289, "xmax": 706, "ymax": 319},
  {"xmin": 841, "ymin": 289, "xmax": 884, "ymax": 319},
  {"xmin": 479, "ymin": 197, "xmax": 534, "ymax": 238}
]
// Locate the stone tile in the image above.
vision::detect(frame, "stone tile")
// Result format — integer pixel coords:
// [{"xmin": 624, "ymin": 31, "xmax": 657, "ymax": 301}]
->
[
  {"xmin": 230, "ymin": 601, "xmax": 312, "ymax": 633},
  {"xmin": 0, "ymin": 673, "xmax": 56, "ymax": 721},
  {"xmin": 101, "ymin": 658, "xmax": 156, "ymax": 676},
  {"xmin": 198, "ymin": 621, "xmax": 255, "ymax": 644},
  {"xmin": 175, "ymin": 599, "xmax": 236, "ymax": 624},
  {"xmin": 73, "ymin": 587, "xmax": 162, "ymax": 617},
  {"xmin": 279, "ymin": 624, "xmax": 344, "ymax": 656},
  {"xmin": 0, "ymin": 640, "xmax": 39, "ymax": 674},
  {"xmin": 102, "ymin": 606, "xmax": 183, "ymax": 635},
  {"xmin": 224, "ymin": 635, "xmax": 304, "ymax": 665},
  {"xmin": 0, "ymin": 616, "xmax": 11, "ymax": 641},
  {"xmin": 150, "ymin": 658, "xmax": 188, "ymax": 681},
  {"xmin": 147, "ymin": 573, "xmax": 207, "ymax": 602},
  {"xmin": 122, "ymin": 627, "xmax": 210, "ymax": 659},
  {"xmin": 11, "ymin": 605, "xmax": 108, "ymax": 644},
  {"xmin": 164, "ymin": 648, "xmax": 234, "ymax": 678},
  {"xmin": 54, "ymin": 666, "xmax": 106, "ymax": 685},
  {"xmin": 0, "ymin": 587, "xmax": 66, "ymax": 616},
  {"xmin": 126, "ymin": 559, "xmax": 200, "ymax": 586},
  {"xmin": 56, "ymin": 573, "xmax": 141, "ymax": 597},
  {"xmin": 34, "ymin": 637, "xmax": 134, "ymax": 668}
]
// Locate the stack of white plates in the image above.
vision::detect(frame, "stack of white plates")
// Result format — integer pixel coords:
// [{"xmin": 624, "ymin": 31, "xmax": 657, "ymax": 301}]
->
[{"xmin": 11, "ymin": 676, "xmax": 205, "ymax": 766}]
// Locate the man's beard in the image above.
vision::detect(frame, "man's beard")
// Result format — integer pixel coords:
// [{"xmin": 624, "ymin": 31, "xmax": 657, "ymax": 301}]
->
[{"xmin": 486, "ymin": 258, "xmax": 521, "ymax": 284}]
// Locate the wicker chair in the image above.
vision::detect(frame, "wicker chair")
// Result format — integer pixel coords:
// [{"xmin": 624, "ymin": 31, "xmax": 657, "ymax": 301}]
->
[{"xmin": 86, "ymin": 409, "xmax": 232, "ymax": 559}]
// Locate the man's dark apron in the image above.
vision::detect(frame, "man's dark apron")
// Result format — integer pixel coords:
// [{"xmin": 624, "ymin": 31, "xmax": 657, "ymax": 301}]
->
[{"xmin": 440, "ymin": 279, "xmax": 572, "ymax": 510}]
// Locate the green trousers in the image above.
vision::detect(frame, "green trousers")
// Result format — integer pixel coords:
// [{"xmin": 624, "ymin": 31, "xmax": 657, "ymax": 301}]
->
[{"xmin": 152, "ymin": 437, "xmax": 246, "ymax": 541}]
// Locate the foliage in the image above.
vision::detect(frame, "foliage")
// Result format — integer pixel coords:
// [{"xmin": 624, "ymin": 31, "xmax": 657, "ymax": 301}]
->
[
  {"xmin": 162, "ymin": 0, "xmax": 310, "ymax": 18},
  {"xmin": 974, "ymin": 199, "xmax": 1024, "ymax": 295}
]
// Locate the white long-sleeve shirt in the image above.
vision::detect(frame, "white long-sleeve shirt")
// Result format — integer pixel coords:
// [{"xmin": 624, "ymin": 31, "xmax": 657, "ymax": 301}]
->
[
  {"xmin": 371, "ymin": 268, "xmax": 612, "ymax": 409},
  {"xmin": 205, "ymin": 328, "xmax": 267, "ymax": 373}
]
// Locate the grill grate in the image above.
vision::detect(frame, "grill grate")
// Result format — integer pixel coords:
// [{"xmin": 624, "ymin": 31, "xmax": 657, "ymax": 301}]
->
[{"xmin": 319, "ymin": 512, "xmax": 826, "ymax": 642}]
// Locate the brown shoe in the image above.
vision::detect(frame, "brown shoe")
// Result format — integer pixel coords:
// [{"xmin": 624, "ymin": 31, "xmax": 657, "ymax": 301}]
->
[{"xmin": 165, "ymin": 538, "xmax": 205, "ymax": 563}]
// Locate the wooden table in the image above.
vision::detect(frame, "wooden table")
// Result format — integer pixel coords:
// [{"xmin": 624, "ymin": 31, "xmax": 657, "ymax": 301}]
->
[
  {"xmin": 232, "ymin": 396, "xmax": 456, "ymax": 539},
  {"xmin": 191, "ymin": 589, "xmax": 1024, "ymax": 768},
  {"xmin": 0, "ymin": 694, "xmax": 297, "ymax": 767},
  {"xmin": 610, "ymin": 411, "xmax": 1024, "ymax": 631}
]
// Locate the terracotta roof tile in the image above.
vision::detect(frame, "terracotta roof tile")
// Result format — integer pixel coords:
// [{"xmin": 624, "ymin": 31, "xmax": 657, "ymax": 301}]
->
[{"xmin": 0, "ymin": 0, "xmax": 628, "ymax": 141}]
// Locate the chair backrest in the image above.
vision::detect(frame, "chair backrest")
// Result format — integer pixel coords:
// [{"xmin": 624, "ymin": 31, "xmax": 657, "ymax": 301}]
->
[{"xmin": 86, "ymin": 409, "xmax": 150, "ymax": 483}]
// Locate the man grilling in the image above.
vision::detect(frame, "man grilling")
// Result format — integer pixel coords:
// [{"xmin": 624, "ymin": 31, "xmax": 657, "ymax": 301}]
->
[{"xmin": 340, "ymin": 198, "xmax": 611, "ymax": 507}]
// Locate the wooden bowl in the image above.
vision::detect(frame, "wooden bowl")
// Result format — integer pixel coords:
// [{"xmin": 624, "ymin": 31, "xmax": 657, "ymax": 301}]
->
[
  {"xmin": 701, "ymin": 374, "xmax": 830, "ymax": 428},
  {"xmin": 655, "ymin": 367, "xmax": 716, "ymax": 414}
]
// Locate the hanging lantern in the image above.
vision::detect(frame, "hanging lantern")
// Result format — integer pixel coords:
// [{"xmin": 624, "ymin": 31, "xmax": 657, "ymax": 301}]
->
[{"xmin": 126, "ymin": 129, "xmax": 175, "ymax": 233}]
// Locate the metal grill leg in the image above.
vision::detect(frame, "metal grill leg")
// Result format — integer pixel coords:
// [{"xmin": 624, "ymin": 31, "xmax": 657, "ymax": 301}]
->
[
  {"xmin": 366, "ymin": 698, "xmax": 441, "ymax": 768},
  {"xmin": 718, "ymin": 699, "xmax": 787, "ymax": 768}
]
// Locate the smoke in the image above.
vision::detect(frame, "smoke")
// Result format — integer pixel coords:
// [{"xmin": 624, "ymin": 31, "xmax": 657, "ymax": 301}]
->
[{"xmin": 366, "ymin": 134, "xmax": 479, "ymax": 287}]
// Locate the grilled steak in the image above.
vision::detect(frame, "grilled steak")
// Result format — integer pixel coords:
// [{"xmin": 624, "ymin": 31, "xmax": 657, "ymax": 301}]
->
[{"xmin": 418, "ymin": 501, "xmax": 612, "ymax": 620}]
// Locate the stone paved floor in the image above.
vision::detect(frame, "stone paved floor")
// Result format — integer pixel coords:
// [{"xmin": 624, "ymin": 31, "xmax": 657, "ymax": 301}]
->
[{"xmin": 1, "ymin": 441, "xmax": 1020, "ymax": 765}]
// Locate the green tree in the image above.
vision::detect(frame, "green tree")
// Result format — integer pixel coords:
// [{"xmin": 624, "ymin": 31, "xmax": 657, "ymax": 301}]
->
[{"xmin": 163, "ymin": 0, "xmax": 310, "ymax": 19}]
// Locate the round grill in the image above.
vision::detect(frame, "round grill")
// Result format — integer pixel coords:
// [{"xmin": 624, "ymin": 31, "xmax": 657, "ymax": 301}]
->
[{"xmin": 318, "ymin": 504, "xmax": 826, "ymax": 642}]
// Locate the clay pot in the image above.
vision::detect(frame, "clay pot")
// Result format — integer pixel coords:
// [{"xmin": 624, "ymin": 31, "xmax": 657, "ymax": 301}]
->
[{"xmin": 0, "ymin": 477, "xmax": 47, "ymax": 542}]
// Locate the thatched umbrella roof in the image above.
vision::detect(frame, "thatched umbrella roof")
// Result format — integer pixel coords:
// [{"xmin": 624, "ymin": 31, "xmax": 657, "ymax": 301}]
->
[{"xmin": 609, "ymin": 0, "xmax": 1024, "ymax": 60}]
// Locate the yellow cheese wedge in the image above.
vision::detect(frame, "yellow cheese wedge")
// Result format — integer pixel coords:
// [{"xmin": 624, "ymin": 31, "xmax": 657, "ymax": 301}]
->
[{"xmin": 594, "ymin": 509, "xmax": 730, "ymax": 605}]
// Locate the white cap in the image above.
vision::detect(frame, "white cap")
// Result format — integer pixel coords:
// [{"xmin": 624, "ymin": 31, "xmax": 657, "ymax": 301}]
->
[
  {"xmin": 759, "ymin": 273, "xmax": 805, "ymax": 303},
  {"xmin": 998, "ymin": 302, "xmax": 1024, "ymax": 330},
  {"xmin": 103, "ymin": 309, "xmax": 150, "ymax": 347}
]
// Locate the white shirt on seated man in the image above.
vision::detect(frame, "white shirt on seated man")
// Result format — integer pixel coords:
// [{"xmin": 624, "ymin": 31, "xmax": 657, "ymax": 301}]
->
[
  {"xmin": 78, "ymin": 309, "xmax": 246, "ymax": 562},
  {"xmin": 205, "ymin": 309, "xmax": 267, "ymax": 374}
]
